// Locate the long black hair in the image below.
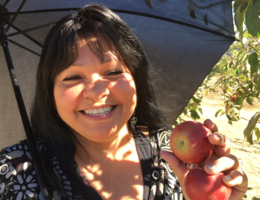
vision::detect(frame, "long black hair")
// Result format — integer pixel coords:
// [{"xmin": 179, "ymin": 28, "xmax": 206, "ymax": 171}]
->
[{"xmin": 31, "ymin": 4, "xmax": 164, "ymax": 199}]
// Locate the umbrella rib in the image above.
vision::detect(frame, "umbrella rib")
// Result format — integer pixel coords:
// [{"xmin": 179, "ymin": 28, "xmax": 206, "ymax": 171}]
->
[
  {"xmin": 8, "ymin": 24, "xmax": 43, "ymax": 48},
  {"xmin": 113, "ymin": 9, "xmax": 236, "ymax": 40},
  {"xmin": 7, "ymin": 8, "xmax": 79, "ymax": 14},
  {"xmin": 8, "ymin": 8, "xmax": 236, "ymax": 40},
  {"xmin": 8, "ymin": 39, "xmax": 41, "ymax": 56},
  {"xmin": 5, "ymin": 0, "xmax": 27, "ymax": 33},
  {"xmin": 3, "ymin": 0, "xmax": 10, "ymax": 7},
  {"xmin": 7, "ymin": 22, "xmax": 56, "ymax": 37}
]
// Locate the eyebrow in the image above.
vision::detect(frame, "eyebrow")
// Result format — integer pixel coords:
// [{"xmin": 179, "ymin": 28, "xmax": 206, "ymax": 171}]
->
[{"xmin": 72, "ymin": 53, "xmax": 115, "ymax": 67}]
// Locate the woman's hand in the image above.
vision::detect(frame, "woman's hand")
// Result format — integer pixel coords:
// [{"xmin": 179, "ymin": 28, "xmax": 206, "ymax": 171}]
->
[{"xmin": 161, "ymin": 119, "xmax": 248, "ymax": 200}]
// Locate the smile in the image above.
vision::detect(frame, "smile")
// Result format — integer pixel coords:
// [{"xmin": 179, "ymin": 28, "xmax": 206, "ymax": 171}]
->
[{"xmin": 82, "ymin": 106, "xmax": 115, "ymax": 116}]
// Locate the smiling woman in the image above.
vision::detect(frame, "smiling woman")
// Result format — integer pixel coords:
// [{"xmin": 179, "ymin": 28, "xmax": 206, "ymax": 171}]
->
[
  {"xmin": 53, "ymin": 38, "xmax": 137, "ymax": 144},
  {"xmin": 0, "ymin": 3, "xmax": 248, "ymax": 200}
]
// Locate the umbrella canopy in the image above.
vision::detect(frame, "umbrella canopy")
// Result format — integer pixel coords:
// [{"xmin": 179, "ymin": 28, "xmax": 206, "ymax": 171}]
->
[{"xmin": 0, "ymin": 0, "xmax": 235, "ymax": 149}]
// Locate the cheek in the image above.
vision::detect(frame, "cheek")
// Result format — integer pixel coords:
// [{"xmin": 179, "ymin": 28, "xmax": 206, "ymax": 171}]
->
[
  {"xmin": 54, "ymin": 84, "xmax": 85, "ymax": 108},
  {"xmin": 109, "ymin": 76, "xmax": 137, "ymax": 107}
]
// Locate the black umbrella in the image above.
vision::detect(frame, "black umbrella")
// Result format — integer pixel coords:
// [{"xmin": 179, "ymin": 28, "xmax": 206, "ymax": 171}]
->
[{"xmin": 0, "ymin": 0, "xmax": 235, "ymax": 199}]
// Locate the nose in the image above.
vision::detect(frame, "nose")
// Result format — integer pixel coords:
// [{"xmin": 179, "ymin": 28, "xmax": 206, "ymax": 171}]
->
[{"xmin": 82, "ymin": 79, "xmax": 110, "ymax": 102}]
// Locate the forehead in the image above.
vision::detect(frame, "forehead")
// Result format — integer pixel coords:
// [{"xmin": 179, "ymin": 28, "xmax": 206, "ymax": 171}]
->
[{"xmin": 73, "ymin": 38, "xmax": 120, "ymax": 66}]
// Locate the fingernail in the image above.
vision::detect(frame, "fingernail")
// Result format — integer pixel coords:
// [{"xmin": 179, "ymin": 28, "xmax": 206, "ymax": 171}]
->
[
  {"xmin": 213, "ymin": 133, "xmax": 220, "ymax": 139},
  {"xmin": 206, "ymin": 164, "xmax": 216, "ymax": 170},
  {"xmin": 223, "ymin": 176, "xmax": 231, "ymax": 182}
]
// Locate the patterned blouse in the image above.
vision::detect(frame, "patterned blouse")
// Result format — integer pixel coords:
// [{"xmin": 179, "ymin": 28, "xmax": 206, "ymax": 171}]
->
[{"xmin": 0, "ymin": 128, "xmax": 185, "ymax": 200}]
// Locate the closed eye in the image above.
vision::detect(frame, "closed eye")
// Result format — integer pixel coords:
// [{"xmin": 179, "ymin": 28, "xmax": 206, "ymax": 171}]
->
[
  {"xmin": 105, "ymin": 70, "xmax": 122, "ymax": 76},
  {"xmin": 63, "ymin": 75, "xmax": 82, "ymax": 81}
]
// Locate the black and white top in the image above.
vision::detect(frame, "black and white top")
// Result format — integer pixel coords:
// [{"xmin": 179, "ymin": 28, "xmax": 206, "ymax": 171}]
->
[{"xmin": 0, "ymin": 128, "xmax": 185, "ymax": 200}]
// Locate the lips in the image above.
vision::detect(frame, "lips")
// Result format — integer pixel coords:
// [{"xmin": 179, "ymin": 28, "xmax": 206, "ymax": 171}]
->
[{"xmin": 81, "ymin": 106, "xmax": 116, "ymax": 116}]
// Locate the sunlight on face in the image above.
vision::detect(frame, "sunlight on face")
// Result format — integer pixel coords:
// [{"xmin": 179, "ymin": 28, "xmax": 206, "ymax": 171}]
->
[{"xmin": 53, "ymin": 38, "xmax": 137, "ymax": 145}]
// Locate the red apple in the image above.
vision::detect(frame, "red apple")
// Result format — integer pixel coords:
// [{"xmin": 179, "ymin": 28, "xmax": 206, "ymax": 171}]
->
[
  {"xmin": 170, "ymin": 121, "xmax": 214, "ymax": 164},
  {"xmin": 185, "ymin": 168, "xmax": 232, "ymax": 200},
  {"xmin": 230, "ymin": 93, "xmax": 237, "ymax": 102}
]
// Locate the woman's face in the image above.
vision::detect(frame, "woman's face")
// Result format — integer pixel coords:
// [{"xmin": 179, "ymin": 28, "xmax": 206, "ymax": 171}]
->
[{"xmin": 53, "ymin": 39, "xmax": 137, "ymax": 143}]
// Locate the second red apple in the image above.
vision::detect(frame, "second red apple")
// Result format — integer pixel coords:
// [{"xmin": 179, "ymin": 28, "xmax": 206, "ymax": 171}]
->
[{"xmin": 185, "ymin": 168, "xmax": 232, "ymax": 200}]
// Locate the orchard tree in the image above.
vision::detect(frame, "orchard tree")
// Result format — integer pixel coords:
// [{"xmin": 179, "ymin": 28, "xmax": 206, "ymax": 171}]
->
[{"xmin": 177, "ymin": 0, "xmax": 260, "ymax": 144}]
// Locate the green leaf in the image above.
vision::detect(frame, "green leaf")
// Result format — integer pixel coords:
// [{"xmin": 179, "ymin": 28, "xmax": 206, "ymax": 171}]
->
[
  {"xmin": 190, "ymin": 108, "xmax": 200, "ymax": 120},
  {"xmin": 173, "ymin": 121, "xmax": 178, "ymax": 127},
  {"xmin": 226, "ymin": 88, "xmax": 233, "ymax": 96},
  {"xmin": 183, "ymin": 108, "xmax": 188, "ymax": 115},
  {"xmin": 255, "ymin": 127, "xmax": 260, "ymax": 141},
  {"xmin": 243, "ymin": 112, "xmax": 260, "ymax": 144},
  {"xmin": 240, "ymin": 1, "xmax": 248, "ymax": 12},
  {"xmin": 236, "ymin": 69, "xmax": 241, "ymax": 76},
  {"xmin": 192, "ymin": 96, "xmax": 201, "ymax": 104},
  {"xmin": 248, "ymin": 52, "xmax": 259, "ymax": 74},
  {"xmin": 220, "ymin": 111, "xmax": 225, "ymax": 117},
  {"xmin": 198, "ymin": 107, "xmax": 203, "ymax": 114},
  {"xmin": 234, "ymin": 1, "xmax": 249, "ymax": 34},
  {"xmin": 245, "ymin": 1, "xmax": 260, "ymax": 37},
  {"xmin": 234, "ymin": 5, "xmax": 244, "ymax": 34},
  {"xmin": 256, "ymin": 75, "xmax": 260, "ymax": 92},
  {"xmin": 235, "ymin": 97, "xmax": 244, "ymax": 106},
  {"xmin": 234, "ymin": 0, "xmax": 243, "ymax": 12},
  {"xmin": 233, "ymin": 115, "xmax": 240, "ymax": 121},
  {"xmin": 246, "ymin": 96, "xmax": 253, "ymax": 105},
  {"xmin": 215, "ymin": 109, "xmax": 223, "ymax": 118},
  {"xmin": 226, "ymin": 114, "xmax": 234, "ymax": 121},
  {"xmin": 254, "ymin": 74, "xmax": 259, "ymax": 83}
]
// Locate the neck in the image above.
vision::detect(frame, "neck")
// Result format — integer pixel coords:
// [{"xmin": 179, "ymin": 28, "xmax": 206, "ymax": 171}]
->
[{"xmin": 74, "ymin": 125, "xmax": 135, "ymax": 164}]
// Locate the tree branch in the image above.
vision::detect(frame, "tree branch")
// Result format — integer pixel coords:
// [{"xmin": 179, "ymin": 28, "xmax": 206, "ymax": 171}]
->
[{"xmin": 240, "ymin": 116, "xmax": 260, "ymax": 123}]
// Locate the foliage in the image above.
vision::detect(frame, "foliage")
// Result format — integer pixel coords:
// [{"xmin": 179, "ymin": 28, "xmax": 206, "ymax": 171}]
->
[
  {"xmin": 174, "ymin": 84, "xmax": 204, "ymax": 126},
  {"xmin": 177, "ymin": 0, "xmax": 260, "ymax": 144}
]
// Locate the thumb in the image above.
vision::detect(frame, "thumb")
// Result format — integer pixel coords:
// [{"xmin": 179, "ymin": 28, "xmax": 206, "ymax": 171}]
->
[{"xmin": 161, "ymin": 151, "xmax": 189, "ymax": 183}]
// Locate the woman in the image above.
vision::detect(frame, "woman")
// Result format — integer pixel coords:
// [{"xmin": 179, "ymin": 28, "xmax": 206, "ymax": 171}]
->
[{"xmin": 0, "ymin": 4, "xmax": 247, "ymax": 200}]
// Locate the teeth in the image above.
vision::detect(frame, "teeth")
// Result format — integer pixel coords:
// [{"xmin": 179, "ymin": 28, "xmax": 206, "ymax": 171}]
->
[{"xmin": 83, "ymin": 106, "xmax": 113, "ymax": 116}]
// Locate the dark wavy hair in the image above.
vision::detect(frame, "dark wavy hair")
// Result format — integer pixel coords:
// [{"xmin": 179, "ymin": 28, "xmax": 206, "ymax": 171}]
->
[{"xmin": 31, "ymin": 4, "xmax": 164, "ymax": 199}]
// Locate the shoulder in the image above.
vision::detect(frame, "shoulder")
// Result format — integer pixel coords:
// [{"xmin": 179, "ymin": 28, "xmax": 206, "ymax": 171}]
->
[
  {"xmin": 0, "ymin": 141, "xmax": 35, "ymax": 172},
  {"xmin": 0, "ymin": 139, "xmax": 46, "ymax": 162},
  {"xmin": 0, "ymin": 141, "xmax": 44, "ymax": 199}
]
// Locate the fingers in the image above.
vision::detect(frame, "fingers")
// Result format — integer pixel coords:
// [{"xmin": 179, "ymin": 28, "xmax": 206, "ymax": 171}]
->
[
  {"xmin": 204, "ymin": 154, "xmax": 239, "ymax": 174},
  {"xmin": 224, "ymin": 169, "xmax": 248, "ymax": 200},
  {"xmin": 203, "ymin": 154, "xmax": 248, "ymax": 188},
  {"xmin": 208, "ymin": 132, "xmax": 227, "ymax": 147},
  {"xmin": 204, "ymin": 119, "xmax": 218, "ymax": 132},
  {"xmin": 208, "ymin": 132, "xmax": 231, "ymax": 157},
  {"xmin": 222, "ymin": 169, "xmax": 247, "ymax": 188},
  {"xmin": 204, "ymin": 119, "xmax": 231, "ymax": 156}
]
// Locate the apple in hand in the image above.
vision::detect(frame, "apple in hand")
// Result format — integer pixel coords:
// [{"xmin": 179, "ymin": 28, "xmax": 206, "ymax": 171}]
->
[
  {"xmin": 185, "ymin": 168, "xmax": 232, "ymax": 200},
  {"xmin": 170, "ymin": 121, "xmax": 214, "ymax": 164}
]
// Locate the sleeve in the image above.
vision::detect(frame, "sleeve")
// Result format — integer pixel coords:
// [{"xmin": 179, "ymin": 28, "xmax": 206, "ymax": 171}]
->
[{"xmin": 0, "ymin": 143, "xmax": 42, "ymax": 200}]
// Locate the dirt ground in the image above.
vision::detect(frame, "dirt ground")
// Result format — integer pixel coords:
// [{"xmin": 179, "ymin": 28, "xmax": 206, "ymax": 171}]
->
[{"xmin": 186, "ymin": 90, "xmax": 260, "ymax": 200}]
